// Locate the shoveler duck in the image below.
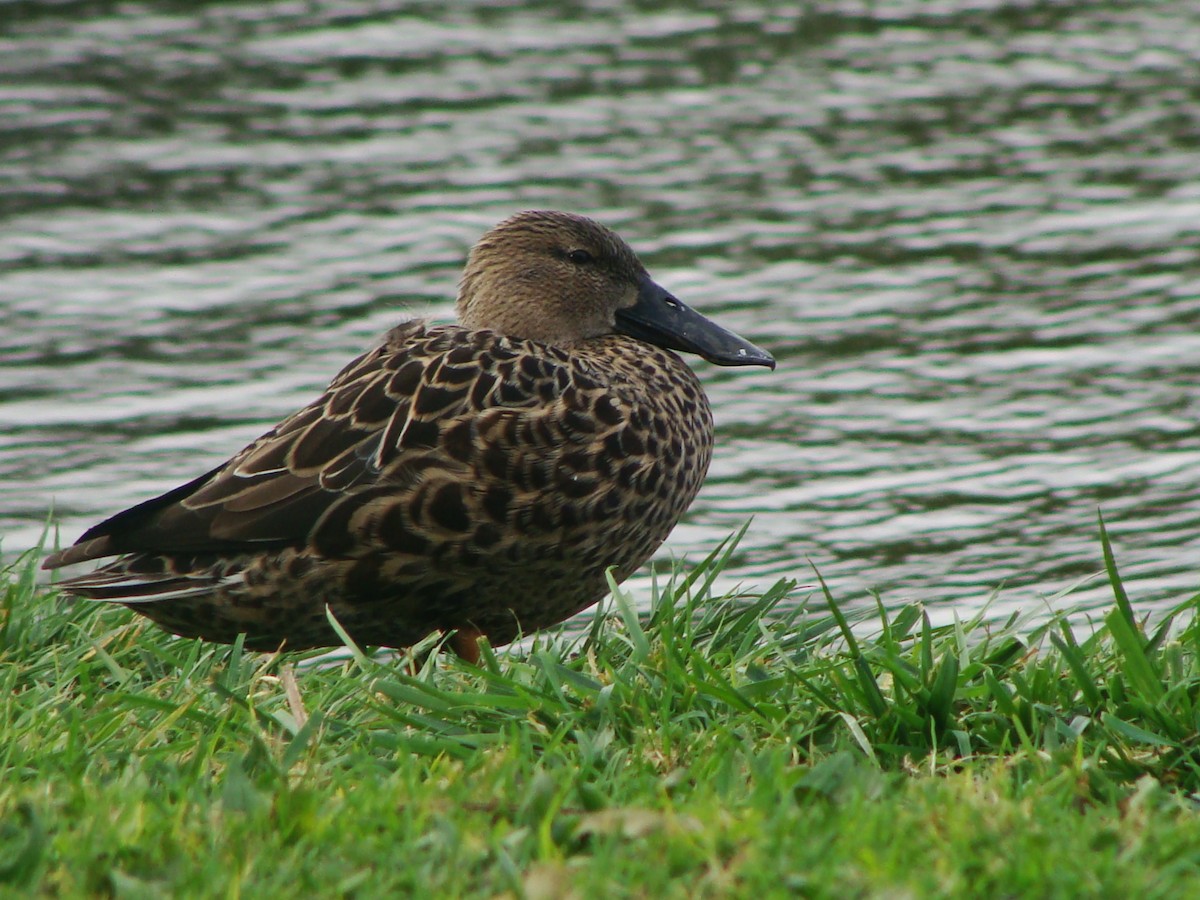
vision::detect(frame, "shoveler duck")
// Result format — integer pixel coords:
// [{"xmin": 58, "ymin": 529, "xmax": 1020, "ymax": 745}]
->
[{"xmin": 43, "ymin": 211, "xmax": 775, "ymax": 660}]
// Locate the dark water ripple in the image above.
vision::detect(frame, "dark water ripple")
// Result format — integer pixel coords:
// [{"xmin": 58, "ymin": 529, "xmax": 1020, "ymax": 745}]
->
[{"xmin": 3, "ymin": 0, "xmax": 1198, "ymax": 624}]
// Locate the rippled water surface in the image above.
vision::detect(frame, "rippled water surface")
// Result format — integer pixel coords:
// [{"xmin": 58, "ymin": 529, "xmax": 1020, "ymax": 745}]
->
[{"xmin": 3, "ymin": 0, "xmax": 1199, "ymax": 623}]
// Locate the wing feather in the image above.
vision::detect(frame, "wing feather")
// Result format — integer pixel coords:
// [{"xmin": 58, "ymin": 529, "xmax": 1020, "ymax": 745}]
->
[{"xmin": 43, "ymin": 322, "xmax": 585, "ymax": 570}]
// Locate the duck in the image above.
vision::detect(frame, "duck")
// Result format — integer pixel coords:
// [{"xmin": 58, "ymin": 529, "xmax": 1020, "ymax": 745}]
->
[{"xmin": 42, "ymin": 210, "xmax": 775, "ymax": 661}]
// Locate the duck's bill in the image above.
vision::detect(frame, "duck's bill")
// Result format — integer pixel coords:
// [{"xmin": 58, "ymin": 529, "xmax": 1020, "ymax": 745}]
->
[{"xmin": 616, "ymin": 276, "xmax": 776, "ymax": 368}]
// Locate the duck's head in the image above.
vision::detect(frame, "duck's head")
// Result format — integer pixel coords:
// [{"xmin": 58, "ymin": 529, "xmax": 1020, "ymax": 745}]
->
[{"xmin": 457, "ymin": 210, "xmax": 775, "ymax": 368}]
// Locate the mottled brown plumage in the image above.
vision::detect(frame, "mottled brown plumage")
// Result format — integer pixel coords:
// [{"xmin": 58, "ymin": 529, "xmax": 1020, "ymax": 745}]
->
[{"xmin": 43, "ymin": 211, "xmax": 774, "ymax": 656}]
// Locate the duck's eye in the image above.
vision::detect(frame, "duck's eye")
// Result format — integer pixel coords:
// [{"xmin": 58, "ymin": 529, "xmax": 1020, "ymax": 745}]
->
[{"xmin": 566, "ymin": 249, "xmax": 595, "ymax": 265}]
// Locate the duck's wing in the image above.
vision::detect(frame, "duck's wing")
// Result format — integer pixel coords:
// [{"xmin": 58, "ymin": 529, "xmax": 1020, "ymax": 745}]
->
[{"xmin": 43, "ymin": 321, "xmax": 584, "ymax": 570}]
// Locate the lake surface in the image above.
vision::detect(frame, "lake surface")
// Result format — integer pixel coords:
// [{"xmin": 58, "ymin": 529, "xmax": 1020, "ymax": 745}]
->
[{"xmin": 3, "ymin": 0, "xmax": 1198, "ymax": 626}]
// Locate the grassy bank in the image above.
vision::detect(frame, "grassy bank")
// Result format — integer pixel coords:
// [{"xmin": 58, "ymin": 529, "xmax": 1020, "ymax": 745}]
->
[{"xmin": 3, "ymin": 527, "xmax": 1199, "ymax": 897}]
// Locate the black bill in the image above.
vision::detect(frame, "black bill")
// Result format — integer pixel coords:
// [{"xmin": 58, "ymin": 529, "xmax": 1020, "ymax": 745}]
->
[{"xmin": 615, "ymin": 275, "xmax": 776, "ymax": 368}]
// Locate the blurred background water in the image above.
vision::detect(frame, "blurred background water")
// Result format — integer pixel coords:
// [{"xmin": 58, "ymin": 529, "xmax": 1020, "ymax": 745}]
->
[{"xmin": 2, "ymin": 0, "xmax": 1198, "ymax": 626}]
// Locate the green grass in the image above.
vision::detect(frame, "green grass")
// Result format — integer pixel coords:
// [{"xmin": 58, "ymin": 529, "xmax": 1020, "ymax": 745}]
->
[{"xmin": 3, "ymin": 524, "xmax": 1199, "ymax": 897}]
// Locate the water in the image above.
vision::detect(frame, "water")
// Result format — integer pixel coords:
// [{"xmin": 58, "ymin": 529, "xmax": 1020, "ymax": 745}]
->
[{"xmin": 3, "ymin": 0, "xmax": 1198, "ymax": 626}]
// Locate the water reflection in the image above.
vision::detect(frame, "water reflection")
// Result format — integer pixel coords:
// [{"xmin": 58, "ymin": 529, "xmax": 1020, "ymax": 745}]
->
[{"xmin": 3, "ymin": 0, "xmax": 1198, "ymax": 625}]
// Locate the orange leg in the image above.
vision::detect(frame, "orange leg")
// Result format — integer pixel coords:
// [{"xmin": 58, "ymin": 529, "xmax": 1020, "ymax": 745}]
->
[{"xmin": 448, "ymin": 626, "xmax": 484, "ymax": 665}]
